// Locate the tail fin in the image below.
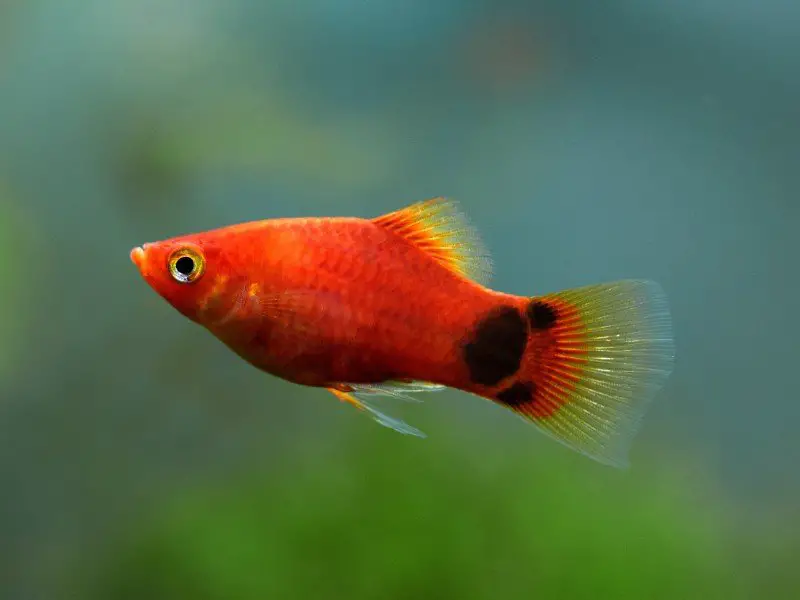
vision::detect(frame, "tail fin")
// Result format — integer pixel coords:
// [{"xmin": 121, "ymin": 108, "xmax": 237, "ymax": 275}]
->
[{"xmin": 494, "ymin": 280, "xmax": 674, "ymax": 468}]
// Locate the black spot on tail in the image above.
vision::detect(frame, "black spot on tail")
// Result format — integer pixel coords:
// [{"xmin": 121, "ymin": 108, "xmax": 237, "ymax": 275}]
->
[
  {"xmin": 496, "ymin": 381, "xmax": 536, "ymax": 407},
  {"xmin": 463, "ymin": 306, "xmax": 527, "ymax": 386},
  {"xmin": 527, "ymin": 300, "xmax": 557, "ymax": 330}
]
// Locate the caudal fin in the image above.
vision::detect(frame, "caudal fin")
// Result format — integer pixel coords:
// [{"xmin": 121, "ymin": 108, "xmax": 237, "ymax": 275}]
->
[{"xmin": 495, "ymin": 280, "xmax": 674, "ymax": 468}]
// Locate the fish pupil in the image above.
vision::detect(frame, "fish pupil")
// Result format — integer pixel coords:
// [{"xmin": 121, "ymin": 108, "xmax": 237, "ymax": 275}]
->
[{"xmin": 175, "ymin": 256, "xmax": 195, "ymax": 276}]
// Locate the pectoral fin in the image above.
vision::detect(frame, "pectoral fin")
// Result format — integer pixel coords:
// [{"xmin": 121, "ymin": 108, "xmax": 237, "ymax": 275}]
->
[{"xmin": 212, "ymin": 285, "xmax": 351, "ymax": 336}]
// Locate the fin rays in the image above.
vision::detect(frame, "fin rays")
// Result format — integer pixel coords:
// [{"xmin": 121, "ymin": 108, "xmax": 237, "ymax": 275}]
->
[
  {"xmin": 508, "ymin": 280, "xmax": 674, "ymax": 468},
  {"xmin": 327, "ymin": 380, "xmax": 444, "ymax": 437},
  {"xmin": 372, "ymin": 197, "xmax": 492, "ymax": 286}
]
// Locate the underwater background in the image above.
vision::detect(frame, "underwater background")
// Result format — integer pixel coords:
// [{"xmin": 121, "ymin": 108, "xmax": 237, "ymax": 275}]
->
[{"xmin": 1, "ymin": 1, "xmax": 798, "ymax": 598}]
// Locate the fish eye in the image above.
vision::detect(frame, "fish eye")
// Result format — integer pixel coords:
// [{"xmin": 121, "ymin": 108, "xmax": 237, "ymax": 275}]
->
[{"xmin": 168, "ymin": 247, "xmax": 205, "ymax": 283}]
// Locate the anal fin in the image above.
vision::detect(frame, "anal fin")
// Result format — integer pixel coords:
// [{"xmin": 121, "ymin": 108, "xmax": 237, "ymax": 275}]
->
[
  {"xmin": 327, "ymin": 386, "xmax": 426, "ymax": 438},
  {"xmin": 348, "ymin": 380, "xmax": 446, "ymax": 403}
]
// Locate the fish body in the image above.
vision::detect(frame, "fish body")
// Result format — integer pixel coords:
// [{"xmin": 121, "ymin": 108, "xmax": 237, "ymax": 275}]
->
[{"xmin": 131, "ymin": 198, "xmax": 674, "ymax": 467}]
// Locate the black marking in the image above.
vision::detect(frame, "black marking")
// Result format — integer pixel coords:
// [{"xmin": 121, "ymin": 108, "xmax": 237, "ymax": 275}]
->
[
  {"xmin": 463, "ymin": 306, "xmax": 527, "ymax": 386},
  {"xmin": 496, "ymin": 381, "xmax": 536, "ymax": 407},
  {"xmin": 527, "ymin": 300, "xmax": 557, "ymax": 330}
]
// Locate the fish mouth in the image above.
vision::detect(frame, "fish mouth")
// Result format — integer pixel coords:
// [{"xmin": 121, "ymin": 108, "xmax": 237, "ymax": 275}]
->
[{"xmin": 130, "ymin": 246, "xmax": 146, "ymax": 271}]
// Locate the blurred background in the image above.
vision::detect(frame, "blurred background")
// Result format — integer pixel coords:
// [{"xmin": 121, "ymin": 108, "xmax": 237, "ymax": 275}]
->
[{"xmin": 1, "ymin": 0, "xmax": 799, "ymax": 598}]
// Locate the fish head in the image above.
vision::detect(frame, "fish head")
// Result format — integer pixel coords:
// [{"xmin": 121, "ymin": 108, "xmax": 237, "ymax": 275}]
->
[{"xmin": 130, "ymin": 232, "xmax": 233, "ymax": 324}]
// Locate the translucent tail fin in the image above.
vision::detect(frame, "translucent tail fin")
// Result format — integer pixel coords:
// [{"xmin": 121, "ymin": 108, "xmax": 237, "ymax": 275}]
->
[{"xmin": 494, "ymin": 280, "xmax": 674, "ymax": 468}]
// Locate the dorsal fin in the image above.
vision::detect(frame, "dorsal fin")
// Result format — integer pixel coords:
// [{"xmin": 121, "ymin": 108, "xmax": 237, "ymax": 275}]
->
[{"xmin": 372, "ymin": 197, "xmax": 492, "ymax": 285}]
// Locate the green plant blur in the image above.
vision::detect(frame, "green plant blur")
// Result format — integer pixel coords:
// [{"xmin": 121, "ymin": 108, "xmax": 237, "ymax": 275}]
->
[{"xmin": 78, "ymin": 423, "xmax": 791, "ymax": 600}]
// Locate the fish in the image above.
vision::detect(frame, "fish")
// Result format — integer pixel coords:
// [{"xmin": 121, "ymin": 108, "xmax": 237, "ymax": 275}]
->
[{"xmin": 130, "ymin": 198, "xmax": 674, "ymax": 467}]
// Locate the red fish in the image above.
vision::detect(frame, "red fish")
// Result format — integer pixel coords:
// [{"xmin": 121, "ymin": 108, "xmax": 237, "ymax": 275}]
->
[{"xmin": 130, "ymin": 198, "xmax": 674, "ymax": 467}]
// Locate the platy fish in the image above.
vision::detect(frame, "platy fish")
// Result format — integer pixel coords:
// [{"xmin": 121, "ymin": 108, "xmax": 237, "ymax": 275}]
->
[{"xmin": 130, "ymin": 198, "xmax": 674, "ymax": 467}]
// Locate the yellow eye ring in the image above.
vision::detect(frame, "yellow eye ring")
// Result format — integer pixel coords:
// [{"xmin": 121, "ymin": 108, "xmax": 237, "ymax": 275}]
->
[{"xmin": 168, "ymin": 246, "xmax": 205, "ymax": 283}]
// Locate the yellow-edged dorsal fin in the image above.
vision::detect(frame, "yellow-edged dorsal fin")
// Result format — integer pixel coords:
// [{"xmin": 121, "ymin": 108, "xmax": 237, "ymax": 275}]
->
[{"xmin": 372, "ymin": 197, "xmax": 492, "ymax": 285}]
